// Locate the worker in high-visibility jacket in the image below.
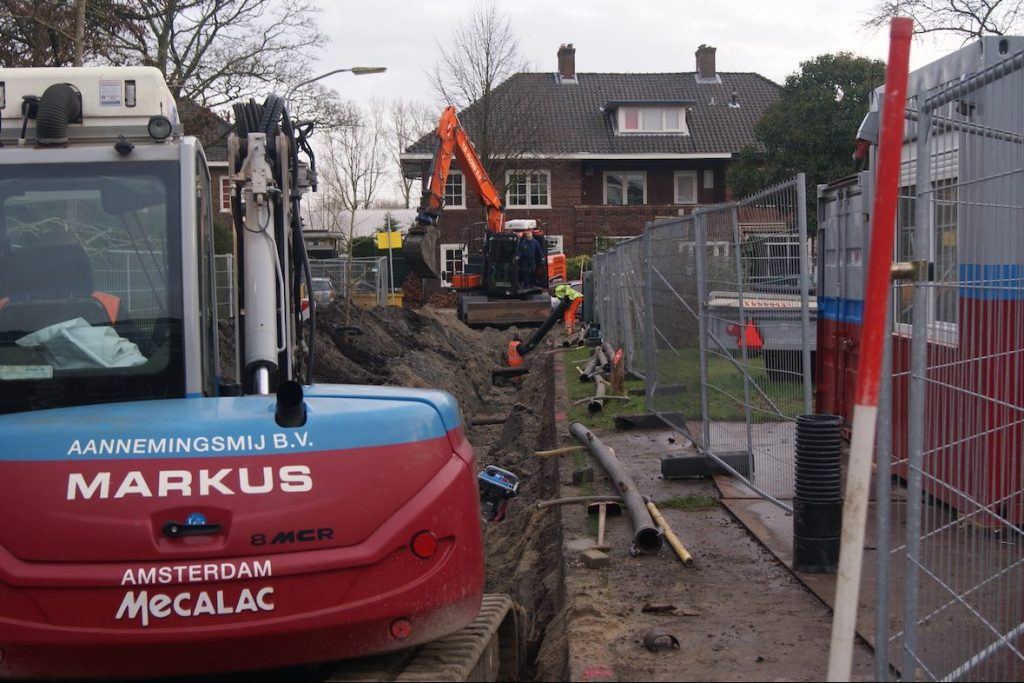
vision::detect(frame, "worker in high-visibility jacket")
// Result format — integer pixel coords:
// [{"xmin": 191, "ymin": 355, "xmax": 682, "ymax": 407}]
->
[{"xmin": 553, "ymin": 283, "xmax": 584, "ymax": 334}]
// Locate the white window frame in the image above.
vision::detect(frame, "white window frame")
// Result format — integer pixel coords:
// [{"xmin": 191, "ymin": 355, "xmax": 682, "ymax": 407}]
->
[
  {"xmin": 439, "ymin": 242, "xmax": 468, "ymax": 288},
  {"xmin": 219, "ymin": 175, "xmax": 232, "ymax": 213},
  {"xmin": 603, "ymin": 171, "xmax": 647, "ymax": 206},
  {"xmin": 443, "ymin": 170, "xmax": 465, "ymax": 209},
  {"xmin": 505, "ymin": 170, "xmax": 551, "ymax": 208},
  {"xmin": 617, "ymin": 106, "xmax": 689, "ymax": 134},
  {"xmin": 893, "ymin": 178, "xmax": 959, "ymax": 346},
  {"xmin": 673, "ymin": 171, "xmax": 698, "ymax": 205}
]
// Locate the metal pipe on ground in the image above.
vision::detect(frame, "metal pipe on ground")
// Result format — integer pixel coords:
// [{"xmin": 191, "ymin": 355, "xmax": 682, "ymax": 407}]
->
[
  {"xmin": 569, "ymin": 422, "xmax": 663, "ymax": 554},
  {"xmin": 536, "ymin": 495, "xmax": 624, "ymax": 510},
  {"xmin": 578, "ymin": 350, "xmax": 602, "ymax": 383},
  {"xmin": 588, "ymin": 376, "xmax": 607, "ymax": 414},
  {"xmin": 601, "ymin": 342, "xmax": 615, "ymax": 371}
]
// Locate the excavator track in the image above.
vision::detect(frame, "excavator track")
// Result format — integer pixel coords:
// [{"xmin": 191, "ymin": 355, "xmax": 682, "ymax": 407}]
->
[{"xmin": 324, "ymin": 594, "xmax": 524, "ymax": 682}]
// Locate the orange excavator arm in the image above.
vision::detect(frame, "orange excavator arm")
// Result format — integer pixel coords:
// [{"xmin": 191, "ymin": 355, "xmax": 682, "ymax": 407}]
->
[{"xmin": 403, "ymin": 106, "xmax": 505, "ymax": 278}]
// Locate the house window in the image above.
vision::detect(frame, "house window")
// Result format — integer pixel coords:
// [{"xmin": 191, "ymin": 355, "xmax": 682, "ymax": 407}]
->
[
  {"xmin": 604, "ymin": 172, "xmax": 646, "ymax": 206},
  {"xmin": 439, "ymin": 243, "xmax": 467, "ymax": 288},
  {"xmin": 506, "ymin": 171, "xmax": 551, "ymax": 208},
  {"xmin": 618, "ymin": 107, "xmax": 688, "ymax": 134},
  {"xmin": 444, "ymin": 170, "xmax": 465, "ymax": 208},
  {"xmin": 674, "ymin": 171, "xmax": 698, "ymax": 204},
  {"xmin": 219, "ymin": 175, "xmax": 232, "ymax": 213},
  {"xmin": 703, "ymin": 170, "xmax": 714, "ymax": 189}
]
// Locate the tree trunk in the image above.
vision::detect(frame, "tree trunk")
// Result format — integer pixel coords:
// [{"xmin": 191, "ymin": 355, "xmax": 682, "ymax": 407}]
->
[{"xmin": 74, "ymin": 0, "xmax": 86, "ymax": 66}]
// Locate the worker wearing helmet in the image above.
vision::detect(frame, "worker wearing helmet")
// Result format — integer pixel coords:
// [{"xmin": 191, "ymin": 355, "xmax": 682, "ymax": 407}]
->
[{"xmin": 553, "ymin": 282, "xmax": 584, "ymax": 334}]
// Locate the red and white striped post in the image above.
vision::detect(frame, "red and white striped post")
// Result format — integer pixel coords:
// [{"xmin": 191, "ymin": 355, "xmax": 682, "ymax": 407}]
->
[{"xmin": 826, "ymin": 16, "xmax": 913, "ymax": 682}]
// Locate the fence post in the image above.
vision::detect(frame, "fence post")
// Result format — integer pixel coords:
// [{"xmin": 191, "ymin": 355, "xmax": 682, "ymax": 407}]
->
[
  {"xmin": 642, "ymin": 222, "xmax": 657, "ymax": 411},
  {"xmin": 797, "ymin": 172, "xmax": 813, "ymax": 414},
  {"xmin": 730, "ymin": 204, "xmax": 755, "ymax": 474},
  {"xmin": 694, "ymin": 210, "xmax": 711, "ymax": 451},
  {"xmin": 902, "ymin": 88, "xmax": 933, "ymax": 683},
  {"xmin": 875, "ymin": 301, "xmax": 895, "ymax": 682}
]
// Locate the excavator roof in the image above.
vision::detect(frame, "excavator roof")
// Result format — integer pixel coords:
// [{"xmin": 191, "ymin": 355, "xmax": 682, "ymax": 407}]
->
[{"xmin": 0, "ymin": 66, "xmax": 181, "ymax": 143}]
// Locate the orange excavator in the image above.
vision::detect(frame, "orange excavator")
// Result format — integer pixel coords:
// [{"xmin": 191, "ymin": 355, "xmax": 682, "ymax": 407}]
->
[{"xmin": 403, "ymin": 106, "xmax": 566, "ymax": 326}]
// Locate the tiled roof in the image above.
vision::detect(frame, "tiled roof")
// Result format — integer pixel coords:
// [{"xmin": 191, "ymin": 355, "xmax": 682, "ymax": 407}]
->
[{"xmin": 405, "ymin": 71, "xmax": 780, "ymax": 157}]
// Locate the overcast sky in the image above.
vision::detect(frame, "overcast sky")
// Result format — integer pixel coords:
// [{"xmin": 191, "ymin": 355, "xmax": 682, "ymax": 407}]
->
[{"xmin": 313, "ymin": 0, "xmax": 967, "ymax": 108}]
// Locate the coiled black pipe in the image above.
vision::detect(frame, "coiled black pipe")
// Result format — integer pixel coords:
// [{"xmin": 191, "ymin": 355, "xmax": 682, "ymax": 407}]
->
[
  {"xmin": 36, "ymin": 83, "xmax": 82, "ymax": 146},
  {"xmin": 569, "ymin": 422, "xmax": 663, "ymax": 554}
]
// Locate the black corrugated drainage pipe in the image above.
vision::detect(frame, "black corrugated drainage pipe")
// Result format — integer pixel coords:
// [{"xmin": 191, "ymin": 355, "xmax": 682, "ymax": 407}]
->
[
  {"xmin": 516, "ymin": 298, "xmax": 570, "ymax": 357},
  {"xmin": 36, "ymin": 83, "xmax": 82, "ymax": 146},
  {"xmin": 792, "ymin": 414, "xmax": 843, "ymax": 573},
  {"xmin": 569, "ymin": 422, "xmax": 663, "ymax": 554}
]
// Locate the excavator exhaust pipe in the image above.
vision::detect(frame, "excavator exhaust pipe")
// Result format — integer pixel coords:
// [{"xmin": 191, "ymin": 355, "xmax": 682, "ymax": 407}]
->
[{"xmin": 403, "ymin": 227, "xmax": 440, "ymax": 279}]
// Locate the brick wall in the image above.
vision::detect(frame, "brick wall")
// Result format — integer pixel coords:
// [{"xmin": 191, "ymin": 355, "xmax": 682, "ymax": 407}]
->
[{"xmin": 425, "ymin": 158, "xmax": 731, "ymax": 258}]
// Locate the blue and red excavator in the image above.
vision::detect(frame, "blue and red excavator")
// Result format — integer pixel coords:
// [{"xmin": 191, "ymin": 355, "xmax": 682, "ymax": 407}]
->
[{"xmin": 0, "ymin": 67, "xmax": 520, "ymax": 681}]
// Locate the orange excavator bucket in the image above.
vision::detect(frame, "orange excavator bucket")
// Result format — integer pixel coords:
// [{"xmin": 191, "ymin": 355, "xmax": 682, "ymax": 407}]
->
[{"xmin": 402, "ymin": 225, "xmax": 440, "ymax": 280}]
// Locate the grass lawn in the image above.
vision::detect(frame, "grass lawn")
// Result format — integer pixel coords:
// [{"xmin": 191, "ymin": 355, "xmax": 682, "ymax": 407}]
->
[{"xmin": 563, "ymin": 344, "xmax": 808, "ymax": 428}]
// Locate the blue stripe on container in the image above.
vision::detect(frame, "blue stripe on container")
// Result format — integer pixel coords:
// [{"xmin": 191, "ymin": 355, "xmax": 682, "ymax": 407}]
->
[
  {"xmin": 818, "ymin": 297, "xmax": 864, "ymax": 324},
  {"xmin": 0, "ymin": 385, "xmax": 463, "ymax": 462},
  {"xmin": 959, "ymin": 264, "xmax": 1024, "ymax": 301}
]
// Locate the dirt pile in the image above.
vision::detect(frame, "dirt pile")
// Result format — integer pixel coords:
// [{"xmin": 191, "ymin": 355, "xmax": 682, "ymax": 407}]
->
[{"xmin": 309, "ymin": 301, "xmax": 567, "ymax": 680}]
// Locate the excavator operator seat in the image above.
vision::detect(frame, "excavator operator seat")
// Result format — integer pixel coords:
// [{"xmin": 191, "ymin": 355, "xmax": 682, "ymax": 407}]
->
[{"xmin": 0, "ymin": 243, "xmax": 112, "ymax": 339}]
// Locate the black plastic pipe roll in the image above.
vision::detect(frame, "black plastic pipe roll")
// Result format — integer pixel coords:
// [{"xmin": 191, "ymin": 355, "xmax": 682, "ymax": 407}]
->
[{"xmin": 792, "ymin": 413, "xmax": 843, "ymax": 573}]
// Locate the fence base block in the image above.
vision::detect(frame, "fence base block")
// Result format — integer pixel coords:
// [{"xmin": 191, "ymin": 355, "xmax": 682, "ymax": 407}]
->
[{"xmin": 661, "ymin": 451, "xmax": 750, "ymax": 479}]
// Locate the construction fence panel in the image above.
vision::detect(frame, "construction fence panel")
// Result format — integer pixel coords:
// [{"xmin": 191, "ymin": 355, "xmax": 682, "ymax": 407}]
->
[
  {"xmin": 591, "ymin": 176, "xmax": 814, "ymax": 511},
  {"xmin": 643, "ymin": 214, "xmax": 705, "ymax": 449},
  {"xmin": 309, "ymin": 256, "xmax": 389, "ymax": 307},
  {"xmin": 873, "ymin": 47, "xmax": 1024, "ymax": 682},
  {"xmin": 692, "ymin": 177, "xmax": 813, "ymax": 509}
]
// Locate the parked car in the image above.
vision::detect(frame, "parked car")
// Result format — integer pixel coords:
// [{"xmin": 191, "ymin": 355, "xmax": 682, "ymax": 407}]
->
[{"xmin": 311, "ymin": 277, "xmax": 336, "ymax": 306}]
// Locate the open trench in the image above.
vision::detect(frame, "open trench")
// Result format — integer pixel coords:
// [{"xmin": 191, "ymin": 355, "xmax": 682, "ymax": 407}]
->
[{"xmin": 307, "ymin": 303, "xmax": 569, "ymax": 681}]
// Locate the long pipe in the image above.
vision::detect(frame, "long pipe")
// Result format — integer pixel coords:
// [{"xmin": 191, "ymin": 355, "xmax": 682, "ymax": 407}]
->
[
  {"xmin": 517, "ymin": 298, "xmax": 570, "ymax": 356},
  {"xmin": 645, "ymin": 499, "xmax": 695, "ymax": 567},
  {"xmin": 569, "ymin": 422, "xmax": 663, "ymax": 554},
  {"xmin": 536, "ymin": 495, "xmax": 623, "ymax": 510}
]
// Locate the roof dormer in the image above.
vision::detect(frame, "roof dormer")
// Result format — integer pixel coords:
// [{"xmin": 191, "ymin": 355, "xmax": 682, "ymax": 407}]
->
[{"xmin": 606, "ymin": 100, "xmax": 694, "ymax": 135}]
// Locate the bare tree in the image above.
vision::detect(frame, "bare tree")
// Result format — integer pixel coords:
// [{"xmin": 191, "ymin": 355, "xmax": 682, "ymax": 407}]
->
[
  {"xmin": 102, "ymin": 0, "xmax": 327, "ymax": 108},
  {"xmin": 425, "ymin": 0, "xmax": 543, "ymax": 190},
  {"xmin": 0, "ymin": 0, "xmax": 140, "ymax": 67},
  {"xmin": 316, "ymin": 101, "xmax": 389, "ymax": 327},
  {"xmin": 387, "ymin": 99, "xmax": 439, "ymax": 208},
  {"xmin": 865, "ymin": 0, "xmax": 1024, "ymax": 40}
]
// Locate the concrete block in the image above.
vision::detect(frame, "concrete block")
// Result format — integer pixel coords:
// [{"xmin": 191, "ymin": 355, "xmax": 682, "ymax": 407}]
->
[{"xmin": 581, "ymin": 548, "xmax": 610, "ymax": 568}]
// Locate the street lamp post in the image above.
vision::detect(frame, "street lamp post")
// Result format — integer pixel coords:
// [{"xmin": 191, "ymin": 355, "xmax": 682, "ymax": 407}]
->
[{"xmin": 285, "ymin": 66, "xmax": 387, "ymax": 103}]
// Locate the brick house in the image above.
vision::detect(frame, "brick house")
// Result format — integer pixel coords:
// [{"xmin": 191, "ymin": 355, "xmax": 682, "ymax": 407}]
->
[{"xmin": 400, "ymin": 44, "xmax": 780, "ymax": 285}]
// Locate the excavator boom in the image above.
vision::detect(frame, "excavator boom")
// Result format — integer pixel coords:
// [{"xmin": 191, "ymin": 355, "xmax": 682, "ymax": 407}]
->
[{"xmin": 403, "ymin": 106, "xmax": 505, "ymax": 279}]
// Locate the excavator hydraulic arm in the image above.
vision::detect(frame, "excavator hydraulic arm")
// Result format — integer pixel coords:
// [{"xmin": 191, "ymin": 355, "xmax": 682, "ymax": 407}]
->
[{"xmin": 403, "ymin": 106, "xmax": 505, "ymax": 279}]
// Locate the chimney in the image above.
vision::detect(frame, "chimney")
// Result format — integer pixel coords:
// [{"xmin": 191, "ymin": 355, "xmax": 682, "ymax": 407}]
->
[
  {"xmin": 558, "ymin": 43, "xmax": 576, "ymax": 81},
  {"xmin": 695, "ymin": 44, "xmax": 717, "ymax": 81}
]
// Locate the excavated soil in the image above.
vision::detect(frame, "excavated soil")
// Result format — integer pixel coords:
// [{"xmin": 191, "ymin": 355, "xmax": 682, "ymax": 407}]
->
[{"xmin": 309, "ymin": 301, "xmax": 567, "ymax": 680}]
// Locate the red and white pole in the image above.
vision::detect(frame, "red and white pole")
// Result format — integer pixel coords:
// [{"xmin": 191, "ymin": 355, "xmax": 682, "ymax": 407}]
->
[{"xmin": 826, "ymin": 16, "xmax": 912, "ymax": 682}]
